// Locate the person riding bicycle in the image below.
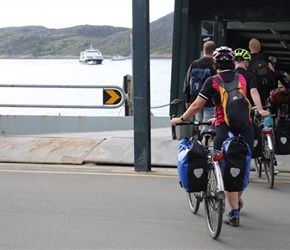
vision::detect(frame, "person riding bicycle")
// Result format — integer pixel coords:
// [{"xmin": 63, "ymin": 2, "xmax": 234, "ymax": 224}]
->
[
  {"xmin": 234, "ymin": 48, "xmax": 266, "ymax": 109},
  {"xmin": 171, "ymin": 46, "xmax": 270, "ymax": 227}
]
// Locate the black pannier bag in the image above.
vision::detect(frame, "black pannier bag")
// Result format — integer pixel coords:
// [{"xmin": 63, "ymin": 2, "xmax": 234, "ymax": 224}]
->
[
  {"xmin": 177, "ymin": 137, "xmax": 208, "ymax": 192},
  {"xmin": 274, "ymin": 115, "xmax": 290, "ymax": 155},
  {"xmin": 221, "ymin": 132, "xmax": 251, "ymax": 191},
  {"xmin": 252, "ymin": 121, "xmax": 263, "ymax": 158}
]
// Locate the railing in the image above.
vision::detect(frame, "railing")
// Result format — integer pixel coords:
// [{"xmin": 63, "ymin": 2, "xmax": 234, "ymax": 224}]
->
[{"xmin": 0, "ymin": 84, "xmax": 126, "ymax": 109}]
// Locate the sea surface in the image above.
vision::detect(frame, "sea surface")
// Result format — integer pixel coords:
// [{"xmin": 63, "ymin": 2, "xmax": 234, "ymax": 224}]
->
[{"xmin": 0, "ymin": 59, "xmax": 172, "ymax": 117}]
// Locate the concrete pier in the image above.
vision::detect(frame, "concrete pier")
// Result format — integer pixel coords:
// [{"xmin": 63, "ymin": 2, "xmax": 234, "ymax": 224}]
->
[{"xmin": 0, "ymin": 127, "xmax": 289, "ymax": 173}]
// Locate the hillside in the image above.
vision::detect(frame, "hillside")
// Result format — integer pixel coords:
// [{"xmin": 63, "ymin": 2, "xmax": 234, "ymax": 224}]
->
[{"xmin": 0, "ymin": 12, "xmax": 173, "ymax": 59}]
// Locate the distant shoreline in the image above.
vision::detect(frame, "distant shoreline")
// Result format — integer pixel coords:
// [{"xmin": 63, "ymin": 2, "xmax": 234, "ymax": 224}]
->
[{"xmin": 0, "ymin": 54, "xmax": 172, "ymax": 60}]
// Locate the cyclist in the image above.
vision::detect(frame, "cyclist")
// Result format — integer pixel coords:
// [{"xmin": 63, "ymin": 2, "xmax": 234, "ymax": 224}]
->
[
  {"xmin": 248, "ymin": 38, "xmax": 275, "ymax": 106},
  {"xmin": 268, "ymin": 56, "xmax": 290, "ymax": 89},
  {"xmin": 234, "ymin": 48, "xmax": 265, "ymax": 108},
  {"xmin": 171, "ymin": 46, "xmax": 270, "ymax": 227},
  {"xmin": 233, "ymin": 48, "xmax": 278, "ymax": 175},
  {"xmin": 183, "ymin": 41, "xmax": 216, "ymax": 138}
]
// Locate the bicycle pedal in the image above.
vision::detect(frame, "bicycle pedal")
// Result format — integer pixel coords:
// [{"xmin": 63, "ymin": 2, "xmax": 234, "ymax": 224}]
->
[
  {"xmin": 196, "ymin": 196, "xmax": 203, "ymax": 202},
  {"xmin": 195, "ymin": 193, "xmax": 203, "ymax": 202}
]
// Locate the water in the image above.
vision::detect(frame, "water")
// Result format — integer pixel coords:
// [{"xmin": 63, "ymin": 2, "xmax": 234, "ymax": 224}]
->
[{"xmin": 0, "ymin": 59, "xmax": 172, "ymax": 116}]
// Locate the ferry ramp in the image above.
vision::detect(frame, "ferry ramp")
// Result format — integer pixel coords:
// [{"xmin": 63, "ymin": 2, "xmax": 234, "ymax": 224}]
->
[
  {"xmin": 0, "ymin": 127, "xmax": 290, "ymax": 173},
  {"xmin": 0, "ymin": 127, "xmax": 179, "ymax": 167}
]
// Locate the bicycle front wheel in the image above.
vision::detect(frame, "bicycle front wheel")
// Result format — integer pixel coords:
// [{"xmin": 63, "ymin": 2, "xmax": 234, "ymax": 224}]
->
[
  {"xmin": 262, "ymin": 138, "xmax": 275, "ymax": 189},
  {"xmin": 204, "ymin": 167, "xmax": 224, "ymax": 239},
  {"xmin": 187, "ymin": 192, "xmax": 201, "ymax": 214}
]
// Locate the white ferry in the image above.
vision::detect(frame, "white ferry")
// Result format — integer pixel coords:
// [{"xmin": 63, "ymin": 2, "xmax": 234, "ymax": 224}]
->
[
  {"xmin": 111, "ymin": 55, "xmax": 127, "ymax": 61},
  {"xmin": 79, "ymin": 45, "xmax": 103, "ymax": 65}
]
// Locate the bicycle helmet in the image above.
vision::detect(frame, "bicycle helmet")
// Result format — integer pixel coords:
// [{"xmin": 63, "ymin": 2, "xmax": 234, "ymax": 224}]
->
[
  {"xmin": 234, "ymin": 48, "xmax": 251, "ymax": 61},
  {"xmin": 281, "ymin": 71, "xmax": 289, "ymax": 81},
  {"xmin": 213, "ymin": 46, "xmax": 234, "ymax": 61},
  {"xmin": 269, "ymin": 56, "xmax": 277, "ymax": 64}
]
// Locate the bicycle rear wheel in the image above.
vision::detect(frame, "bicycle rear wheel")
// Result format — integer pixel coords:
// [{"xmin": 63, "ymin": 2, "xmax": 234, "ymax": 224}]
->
[
  {"xmin": 204, "ymin": 167, "xmax": 223, "ymax": 239},
  {"xmin": 187, "ymin": 192, "xmax": 201, "ymax": 214},
  {"xmin": 254, "ymin": 158, "xmax": 262, "ymax": 178},
  {"xmin": 262, "ymin": 139, "xmax": 275, "ymax": 189}
]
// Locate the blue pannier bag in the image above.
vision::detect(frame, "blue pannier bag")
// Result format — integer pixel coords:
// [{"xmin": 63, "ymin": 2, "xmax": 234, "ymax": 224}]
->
[
  {"xmin": 177, "ymin": 137, "xmax": 208, "ymax": 192},
  {"xmin": 221, "ymin": 132, "xmax": 251, "ymax": 191}
]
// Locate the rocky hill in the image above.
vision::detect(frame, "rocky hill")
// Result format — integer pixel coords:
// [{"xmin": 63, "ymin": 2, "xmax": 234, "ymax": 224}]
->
[{"xmin": 0, "ymin": 12, "xmax": 173, "ymax": 59}]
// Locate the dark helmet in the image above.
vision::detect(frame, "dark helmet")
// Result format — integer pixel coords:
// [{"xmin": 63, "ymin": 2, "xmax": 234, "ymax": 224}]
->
[{"xmin": 213, "ymin": 46, "xmax": 235, "ymax": 61}]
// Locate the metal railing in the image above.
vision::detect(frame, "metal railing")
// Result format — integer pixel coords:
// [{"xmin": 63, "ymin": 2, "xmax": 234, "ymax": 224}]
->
[{"xmin": 0, "ymin": 84, "xmax": 126, "ymax": 109}]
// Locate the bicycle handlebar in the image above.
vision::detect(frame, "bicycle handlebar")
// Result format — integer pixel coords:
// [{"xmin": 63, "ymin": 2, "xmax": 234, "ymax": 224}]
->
[
  {"xmin": 252, "ymin": 105, "xmax": 272, "ymax": 113},
  {"xmin": 175, "ymin": 121, "xmax": 212, "ymax": 126},
  {"xmin": 171, "ymin": 115, "xmax": 212, "ymax": 140}
]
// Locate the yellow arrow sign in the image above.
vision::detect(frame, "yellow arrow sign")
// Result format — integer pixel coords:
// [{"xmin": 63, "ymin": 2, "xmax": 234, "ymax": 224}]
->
[{"xmin": 103, "ymin": 89, "xmax": 121, "ymax": 105}]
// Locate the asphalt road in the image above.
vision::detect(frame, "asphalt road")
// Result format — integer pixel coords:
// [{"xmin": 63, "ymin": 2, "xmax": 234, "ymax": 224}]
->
[{"xmin": 0, "ymin": 163, "xmax": 290, "ymax": 249}]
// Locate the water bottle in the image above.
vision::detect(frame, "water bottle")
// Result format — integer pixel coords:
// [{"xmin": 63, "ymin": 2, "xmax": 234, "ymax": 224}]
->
[{"xmin": 263, "ymin": 116, "xmax": 273, "ymax": 127}]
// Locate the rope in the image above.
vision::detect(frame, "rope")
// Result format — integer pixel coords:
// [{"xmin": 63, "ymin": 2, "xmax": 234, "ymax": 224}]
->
[{"xmin": 150, "ymin": 99, "xmax": 181, "ymax": 109}]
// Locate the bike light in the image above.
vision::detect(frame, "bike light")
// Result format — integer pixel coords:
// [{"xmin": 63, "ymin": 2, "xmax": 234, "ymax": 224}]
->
[
  {"xmin": 263, "ymin": 128, "xmax": 273, "ymax": 135},
  {"xmin": 213, "ymin": 154, "xmax": 225, "ymax": 161}
]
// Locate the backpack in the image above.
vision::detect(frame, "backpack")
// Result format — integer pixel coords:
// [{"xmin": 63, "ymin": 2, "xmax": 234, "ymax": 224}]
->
[
  {"xmin": 249, "ymin": 59, "xmax": 273, "ymax": 86},
  {"xmin": 213, "ymin": 73, "xmax": 252, "ymax": 131},
  {"xmin": 269, "ymin": 87, "xmax": 290, "ymax": 104},
  {"xmin": 221, "ymin": 132, "xmax": 251, "ymax": 191},
  {"xmin": 189, "ymin": 67, "xmax": 211, "ymax": 96},
  {"xmin": 177, "ymin": 137, "xmax": 208, "ymax": 192},
  {"xmin": 273, "ymin": 115, "xmax": 290, "ymax": 155}
]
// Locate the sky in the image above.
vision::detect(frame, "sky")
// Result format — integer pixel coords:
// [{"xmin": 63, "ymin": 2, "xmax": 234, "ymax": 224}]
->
[{"xmin": 0, "ymin": 0, "xmax": 175, "ymax": 29}]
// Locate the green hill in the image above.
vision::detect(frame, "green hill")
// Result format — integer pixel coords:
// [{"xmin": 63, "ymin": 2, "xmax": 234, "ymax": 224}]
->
[{"xmin": 0, "ymin": 12, "xmax": 173, "ymax": 59}]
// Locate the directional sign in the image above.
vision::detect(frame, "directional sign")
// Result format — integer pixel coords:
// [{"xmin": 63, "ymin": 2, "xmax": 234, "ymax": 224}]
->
[{"xmin": 103, "ymin": 88, "xmax": 122, "ymax": 105}]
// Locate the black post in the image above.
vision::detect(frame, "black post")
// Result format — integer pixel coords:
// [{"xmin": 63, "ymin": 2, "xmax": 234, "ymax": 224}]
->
[{"xmin": 132, "ymin": 0, "xmax": 151, "ymax": 172}]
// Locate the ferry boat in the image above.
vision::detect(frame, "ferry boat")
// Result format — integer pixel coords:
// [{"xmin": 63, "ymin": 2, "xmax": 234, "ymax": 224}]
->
[
  {"xmin": 111, "ymin": 55, "xmax": 127, "ymax": 61},
  {"xmin": 79, "ymin": 45, "xmax": 103, "ymax": 65}
]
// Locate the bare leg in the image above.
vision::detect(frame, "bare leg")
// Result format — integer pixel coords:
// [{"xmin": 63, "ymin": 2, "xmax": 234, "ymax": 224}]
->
[
  {"xmin": 238, "ymin": 191, "xmax": 243, "ymax": 200},
  {"xmin": 226, "ymin": 191, "xmax": 239, "ymax": 210}
]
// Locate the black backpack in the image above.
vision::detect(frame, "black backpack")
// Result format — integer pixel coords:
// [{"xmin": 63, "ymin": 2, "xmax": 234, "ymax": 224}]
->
[
  {"xmin": 213, "ymin": 73, "xmax": 252, "ymax": 131},
  {"xmin": 249, "ymin": 58, "xmax": 274, "ymax": 86}
]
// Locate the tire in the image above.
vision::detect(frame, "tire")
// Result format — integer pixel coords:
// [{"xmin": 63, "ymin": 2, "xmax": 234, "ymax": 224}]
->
[
  {"xmin": 187, "ymin": 192, "xmax": 201, "ymax": 214},
  {"xmin": 262, "ymin": 137, "xmax": 275, "ymax": 189},
  {"xmin": 204, "ymin": 168, "xmax": 223, "ymax": 239},
  {"xmin": 254, "ymin": 158, "xmax": 262, "ymax": 178}
]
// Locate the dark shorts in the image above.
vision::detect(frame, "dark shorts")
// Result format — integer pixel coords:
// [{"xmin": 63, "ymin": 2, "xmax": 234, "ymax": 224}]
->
[
  {"xmin": 214, "ymin": 122, "xmax": 254, "ymax": 152},
  {"xmin": 214, "ymin": 122, "xmax": 254, "ymax": 192}
]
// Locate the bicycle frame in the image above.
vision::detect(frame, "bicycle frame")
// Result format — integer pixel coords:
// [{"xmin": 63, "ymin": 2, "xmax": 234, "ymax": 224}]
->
[
  {"xmin": 262, "ymin": 128, "xmax": 275, "ymax": 152},
  {"xmin": 252, "ymin": 106, "xmax": 277, "ymax": 189},
  {"xmin": 207, "ymin": 151, "xmax": 225, "ymax": 200},
  {"xmin": 211, "ymin": 160, "xmax": 226, "ymax": 200}
]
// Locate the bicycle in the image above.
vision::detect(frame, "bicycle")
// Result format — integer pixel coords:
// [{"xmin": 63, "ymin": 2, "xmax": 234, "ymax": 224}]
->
[
  {"xmin": 252, "ymin": 106, "xmax": 277, "ymax": 189},
  {"xmin": 172, "ymin": 121, "xmax": 225, "ymax": 239}
]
